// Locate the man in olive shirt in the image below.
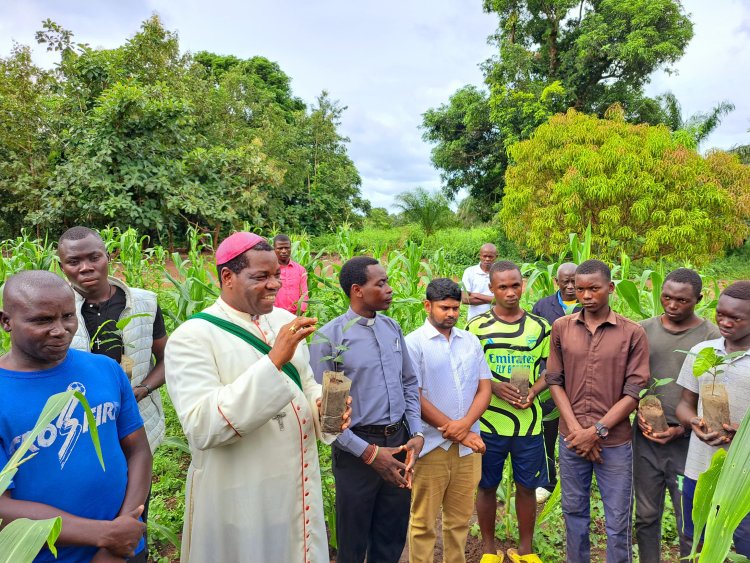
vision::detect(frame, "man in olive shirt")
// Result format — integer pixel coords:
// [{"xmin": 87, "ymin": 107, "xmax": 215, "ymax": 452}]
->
[
  {"xmin": 546, "ymin": 260, "xmax": 649, "ymax": 563},
  {"xmin": 634, "ymin": 269, "xmax": 720, "ymax": 563}
]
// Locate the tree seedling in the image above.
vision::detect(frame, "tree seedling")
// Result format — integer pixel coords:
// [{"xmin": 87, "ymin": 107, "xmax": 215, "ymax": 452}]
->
[{"xmin": 678, "ymin": 347, "xmax": 746, "ymax": 434}]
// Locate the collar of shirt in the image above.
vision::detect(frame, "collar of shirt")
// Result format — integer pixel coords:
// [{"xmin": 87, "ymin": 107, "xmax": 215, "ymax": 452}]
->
[
  {"xmin": 343, "ymin": 307, "xmax": 377, "ymax": 327},
  {"xmin": 279, "ymin": 260, "xmax": 300, "ymax": 270},
  {"xmin": 474, "ymin": 264, "xmax": 490, "ymax": 276},
  {"xmin": 571, "ymin": 307, "xmax": 618, "ymax": 326},
  {"xmin": 707, "ymin": 337, "xmax": 750, "ymax": 360},
  {"xmin": 421, "ymin": 318, "xmax": 464, "ymax": 341},
  {"xmin": 216, "ymin": 296, "xmax": 261, "ymax": 323}
]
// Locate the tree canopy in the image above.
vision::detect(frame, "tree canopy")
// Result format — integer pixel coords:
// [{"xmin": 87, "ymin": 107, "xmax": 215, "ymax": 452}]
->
[
  {"xmin": 422, "ymin": 0, "xmax": 695, "ymax": 208},
  {"xmin": 499, "ymin": 106, "xmax": 750, "ymax": 265},
  {"xmin": 0, "ymin": 16, "xmax": 367, "ymax": 242}
]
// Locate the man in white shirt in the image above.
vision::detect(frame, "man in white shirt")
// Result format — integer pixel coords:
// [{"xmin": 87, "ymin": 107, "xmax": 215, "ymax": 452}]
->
[
  {"xmin": 676, "ymin": 280, "xmax": 750, "ymax": 557},
  {"xmin": 461, "ymin": 243, "xmax": 497, "ymax": 320},
  {"xmin": 406, "ymin": 278, "xmax": 492, "ymax": 563}
]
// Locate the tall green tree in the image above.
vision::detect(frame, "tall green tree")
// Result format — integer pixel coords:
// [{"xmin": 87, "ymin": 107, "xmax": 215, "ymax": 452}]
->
[
  {"xmin": 421, "ymin": 86, "xmax": 505, "ymax": 214},
  {"xmin": 499, "ymin": 106, "xmax": 750, "ymax": 265},
  {"xmin": 423, "ymin": 0, "xmax": 694, "ymax": 209},
  {"xmin": 0, "ymin": 16, "xmax": 367, "ymax": 240},
  {"xmin": 0, "ymin": 44, "xmax": 57, "ymax": 236}
]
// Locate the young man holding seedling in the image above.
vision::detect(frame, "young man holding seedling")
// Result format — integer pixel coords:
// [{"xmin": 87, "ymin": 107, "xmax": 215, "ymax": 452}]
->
[
  {"xmin": 405, "ymin": 277, "xmax": 492, "ymax": 563},
  {"xmin": 461, "ymin": 243, "xmax": 497, "ymax": 320},
  {"xmin": 0, "ymin": 270, "xmax": 151, "ymax": 562},
  {"xmin": 676, "ymin": 280, "xmax": 750, "ymax": 557},
  {"xmin": 57, "ymin": 226, "xmax": 168, "ymax": 455},
  {"xmin": 467, "ymin": 260, "xmax": 551, "ymax": 563},
  {"xmin": 310, "ymin": 255, "xmax": 423, "ymax": 563},
  {"xmin": 273, "ymin": 233, "xmax": 309, "ymax": 315},
  {"xmin": 165, "ymin": 232, "xmax": 349, "ymax": 563},
  {"xmin": 634, "ymin": 268, "xmax": 720, "ymax": 563},
  {"xmin": 546, "ymin": 259, "xmax": 649, "ymax": 563},
  {"xmin": 531, "ymin": 261, "xmax": 580, "ymax": 503}
]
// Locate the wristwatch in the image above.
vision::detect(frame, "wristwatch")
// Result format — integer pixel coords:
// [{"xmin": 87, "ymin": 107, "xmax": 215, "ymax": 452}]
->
[
  {"xmin": 411, "ymin": 432, "xmax": 425, "ymax": 440},
  {"xmin": 135, "ymin": 383, "xmax": 153, "ymax": 396},
  {"xmin": 594, "ymin": 422, "xmax": 609, "ymax": 440}
]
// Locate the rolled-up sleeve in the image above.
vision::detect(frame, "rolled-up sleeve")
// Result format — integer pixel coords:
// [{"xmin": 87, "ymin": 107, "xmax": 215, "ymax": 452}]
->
[
  {"xmin": 545, "ymin": 321, "xmax": 565, "ymax": 387},
  {"xmin": 623, "ymin": 326, "xmax": 650, "ymax": 400}
]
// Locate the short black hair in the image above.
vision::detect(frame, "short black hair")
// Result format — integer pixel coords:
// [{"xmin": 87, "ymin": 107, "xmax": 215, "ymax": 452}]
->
[
  {"xmin": 340, "ymin": 256, "xmax": 380, "ymax": 298},
  {"xmin": 59, "ymin": 226, "xmax": 103, "ymax": 245},
  {"xmin": 722, "ymin": 281, "xmax": 750, "ymax": 301},
  {"xmin": 664, "ymin": 268, "xmax": 703, "ymax": 298},
  {"xmin": 576, "ymin": 259, "xmax": 611, "ymax": 281},
  {"xmin": 273, "ymin": 234, "xmax": 291, "ymax": 245},
  {"xmin": 426, "ymin": 278, "xmax": 461, "ymax": 302},
  {"xmin": 216, "ymin": 241, "xmax": 274, "ymax": 287},
  {"xmin": 489, "ymin": 260, "xmax": 521, "ymax": 282}
]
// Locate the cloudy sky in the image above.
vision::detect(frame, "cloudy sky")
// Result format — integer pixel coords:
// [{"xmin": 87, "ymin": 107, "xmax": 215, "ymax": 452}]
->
[{"xmin": 2, "ymin": 1, "xmax": 748, "ymax": 210}]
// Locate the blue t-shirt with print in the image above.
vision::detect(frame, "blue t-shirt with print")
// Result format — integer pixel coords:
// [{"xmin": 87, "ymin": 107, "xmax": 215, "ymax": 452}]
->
[{"xmin": 0, "ymin": 349, "xmax": 145, "ymax": 562}]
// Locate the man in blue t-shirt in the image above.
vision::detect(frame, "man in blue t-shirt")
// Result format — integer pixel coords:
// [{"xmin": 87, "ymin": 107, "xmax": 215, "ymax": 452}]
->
[{"xmin": 0, "ymin": 270, "xmax": 152, "ymax": 563}]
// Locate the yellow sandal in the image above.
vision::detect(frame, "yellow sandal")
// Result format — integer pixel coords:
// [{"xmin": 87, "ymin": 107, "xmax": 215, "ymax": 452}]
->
[
  {"xmin": 506, "ymin": 548, "xmax": 543, "ymax": 562},
  {"xmin": 479, "ymin": 553, "xmax": 505, "ymax": 563}
]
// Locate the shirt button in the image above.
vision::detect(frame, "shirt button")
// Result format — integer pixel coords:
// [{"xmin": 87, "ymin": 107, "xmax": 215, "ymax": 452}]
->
[
  {"xmin": 305, "ymin": 519, "xmax": 310, "ymax": 525},
  {"xmin": 302, "ymin": 419, "xmax": 307, "ymax": 424},
  {"xmin": 303, "ymin": 448, "xmax": 308, "ymax": 454},
  {"xmin": 296, "ymin": 405, "xmax": 302, "ymax": 411},
  {"xmin": 305, "ymin": 505, "xmax": 310, "ymax": 511},
  {"xmin": 304, "ymin": 463, "xmax": 309, "ymax": 468},
  {"xmin": 303, "ymin": 434, "xmax": 308, "ymax": 440}
]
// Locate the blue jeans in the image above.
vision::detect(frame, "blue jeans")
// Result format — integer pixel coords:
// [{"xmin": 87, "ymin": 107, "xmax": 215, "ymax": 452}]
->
[{"xmin": 559, "ymin": 437, "xmax": 633, "ymax": 563}]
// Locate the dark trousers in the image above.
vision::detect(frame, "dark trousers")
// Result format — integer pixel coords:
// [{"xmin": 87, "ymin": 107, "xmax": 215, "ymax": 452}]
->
[
  {"xmin": 633, "ymin": 427, "xmax": 691, "ymax": 562},
  {"xmin": 332, "ymin": 425, "xmax": 411, "ymax": 563},
  {"xmin": 541, "ymin": 398, "xmax": 558, "ymax": 491},
  {"xmin": 559, "ymin": 437, "xmax": 634, "ymax": 563}
]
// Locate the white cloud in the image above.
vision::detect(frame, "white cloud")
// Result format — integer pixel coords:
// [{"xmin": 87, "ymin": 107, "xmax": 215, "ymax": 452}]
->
[{"xmin": 645, "ymin": 0, "xmax": 750, "ymax": 151}]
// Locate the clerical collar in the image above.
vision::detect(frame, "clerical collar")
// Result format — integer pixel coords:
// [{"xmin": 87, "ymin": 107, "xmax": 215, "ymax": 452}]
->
[
  {"xmin": 345, "ymin": 307, "xmax": 377, "ymax": 326},
  {"xmin": 217, "ymin": 297, "xmax": 263, "ymax": 322}
]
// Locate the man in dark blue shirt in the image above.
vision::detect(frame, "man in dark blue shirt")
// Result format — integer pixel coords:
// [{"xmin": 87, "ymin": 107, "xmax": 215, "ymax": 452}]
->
[{"xmin": 531, "ymin": 262, "xmax": 579, "ymax": 502}]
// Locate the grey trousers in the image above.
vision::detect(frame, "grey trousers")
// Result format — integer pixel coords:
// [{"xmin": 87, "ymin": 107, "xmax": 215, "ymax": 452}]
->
[{"xmin": 632, "ymin": 427, "xmax": 691, "ymax": 563}]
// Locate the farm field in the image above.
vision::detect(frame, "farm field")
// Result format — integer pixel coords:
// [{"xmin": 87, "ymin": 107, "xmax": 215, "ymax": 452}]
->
[{"xmin": 4, "ymin": 224, "xmax": 746, "ymax": 562}]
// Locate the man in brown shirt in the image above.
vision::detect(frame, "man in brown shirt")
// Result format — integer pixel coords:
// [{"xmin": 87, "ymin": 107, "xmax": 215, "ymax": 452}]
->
[{"xmin": 546, "ymin": 259, "xmax": 649, "ymax": 563}]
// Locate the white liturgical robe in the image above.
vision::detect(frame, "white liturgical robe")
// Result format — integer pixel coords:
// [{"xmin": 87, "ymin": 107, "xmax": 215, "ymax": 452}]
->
[{"xmin": 165, "ymin": 298, "xmax": 328, "ymax": 562}]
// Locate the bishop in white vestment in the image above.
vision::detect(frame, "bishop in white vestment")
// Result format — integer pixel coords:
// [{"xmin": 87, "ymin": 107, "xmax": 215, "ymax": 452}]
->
[{"xmin": 165, "ymin": 232, "xmax": 332, "ymax": 563}]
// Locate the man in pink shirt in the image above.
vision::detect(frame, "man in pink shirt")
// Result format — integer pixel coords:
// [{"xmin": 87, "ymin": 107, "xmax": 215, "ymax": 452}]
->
[{"xmin": 273, "ymin": 234, "xmax": 309, "ymax": 314}]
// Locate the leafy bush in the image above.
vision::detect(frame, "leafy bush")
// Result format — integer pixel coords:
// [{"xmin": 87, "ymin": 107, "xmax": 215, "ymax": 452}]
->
[{"xmin": 500, "ymin": 107, "xmax": 750, "ymax": 265}]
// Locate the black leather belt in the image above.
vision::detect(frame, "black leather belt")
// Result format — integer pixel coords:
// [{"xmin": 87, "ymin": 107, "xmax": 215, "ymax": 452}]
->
[{"xmin": 352, "ymin": 420, "xmax": 404, "ymax": 437}]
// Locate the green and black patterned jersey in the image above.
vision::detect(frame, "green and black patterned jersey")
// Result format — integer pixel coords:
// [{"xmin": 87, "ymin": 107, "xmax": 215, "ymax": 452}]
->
[{"xmin": 467, "ymin": 310, "xmax": 550, "ymax": 436}]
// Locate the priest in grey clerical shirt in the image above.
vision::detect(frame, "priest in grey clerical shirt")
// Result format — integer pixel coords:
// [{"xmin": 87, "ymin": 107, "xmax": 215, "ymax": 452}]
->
[{"xmin": 310, "ymin": 256, "xmax": 422, "ymax": 563}]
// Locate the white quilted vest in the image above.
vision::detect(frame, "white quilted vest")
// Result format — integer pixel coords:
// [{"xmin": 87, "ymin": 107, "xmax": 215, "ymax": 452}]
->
[{"xmin": 70, "ymin": 277, "xmax": 166, "ymax": 453}]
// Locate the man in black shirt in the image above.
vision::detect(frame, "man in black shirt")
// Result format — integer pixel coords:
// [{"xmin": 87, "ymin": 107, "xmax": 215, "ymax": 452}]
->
[
  {"xmin": 58, "ymin": 227, "xmax": 168, "ymax": 407},
  {"xmin": 57, "ymin": 226, "xmax": 169, "ymax": 556}
]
